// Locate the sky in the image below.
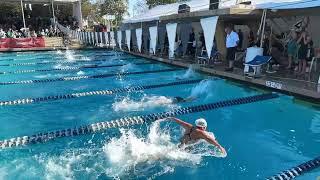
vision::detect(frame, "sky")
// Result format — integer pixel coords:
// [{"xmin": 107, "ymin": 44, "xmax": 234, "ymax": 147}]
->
[{"xmin": 128, "ymin": 0, "xmax": 139, "ymax": 17}]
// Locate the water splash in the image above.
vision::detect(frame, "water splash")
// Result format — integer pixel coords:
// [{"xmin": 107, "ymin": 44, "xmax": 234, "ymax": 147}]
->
[
  {"xmin": 190, "ymin": 80, "xmax": 213, "ymax": 99},
  {"xmin": 176, "ymin": 66, "xmax": 197, "ymax": 80},
  {"xmin": 77, "ymin": 71, "xmax": 85, "ymax": 75},
  {"xmin": 0, "ymin": 121, "xmax": 225, "ymax": 179},
  {"xmin": 103, "ymin": 120, "xmax": 223, "ymax": 178},
  {"xmin": 112, "ymin": 95, "xmax": 178, "ymax": 112},
  {"xmin": 54, "ymin": 64, "xmax": 71, "ymax": 69},
  {"xmin": 120, "ymin": 63, "xmax": 137, "ymax": 73},
  {"xmin": 33, "ymin": 73, "xmax": 66, "ymax": 79},
  {"xmin": 56, "ymin": 50, "xmax": 63, "ymax": 55},
  {"xmin": 65, "ymin": 50, "xmax": 75, "ymax": 61}
]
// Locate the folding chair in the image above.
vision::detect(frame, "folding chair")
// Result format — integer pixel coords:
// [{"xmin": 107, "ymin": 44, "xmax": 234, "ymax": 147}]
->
[{"xmin": 244, "ymin": 55, "xmax": 272, "ymax": 77}]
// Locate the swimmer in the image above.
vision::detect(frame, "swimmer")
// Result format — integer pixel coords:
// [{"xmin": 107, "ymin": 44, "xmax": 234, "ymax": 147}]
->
[
  {"xmin": 171, "ymin": 96, "xmax": 197, "ymax": 103},
  {"xmin": 166, "ymin": 117, "xmax": 226, "ymax": 155}
]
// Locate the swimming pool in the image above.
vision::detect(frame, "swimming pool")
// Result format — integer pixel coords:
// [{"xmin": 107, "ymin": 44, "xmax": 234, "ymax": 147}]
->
[{"xmin": 0, "ymin": 49, "xmax": 319, "ymax": 180}]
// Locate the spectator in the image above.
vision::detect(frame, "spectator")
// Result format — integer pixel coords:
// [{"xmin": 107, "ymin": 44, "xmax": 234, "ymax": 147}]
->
[
  {"xmin": 286, "ymin": 31, "xmax": 298, "ymax": 69},
  {"xmin": 186, "ymin": 30, "xmax": 196, "ymax": 56},
  {"xmin": 237, "ymin": 29, "xmax": 243, "ymax": 50},
  {"xmin": 175, "ymin": 36, "xmax": 183, "ymax": 57},
  {"xmin": 199, "ymin": 32, "xmax": 205, "ymax": 49},
  {"xmin": 248, "ymin": 30, "xmax": 255, "ymax": 47},
  {"xmin": 297, "ymin": 32, "xmax": 313, "ymax": 75},
  {"xmin": 0, "ymin": 28, "xmax": 6, "ymax": 38},
  {"xmin": 6, "ymin": 28, "xmax": 13, "ymax": 38},
  {"xmin": 224, "ymin": 25, "xmax": 239, "ymax": 72},
  {"xmin": 41, "ymin": 29, "xmax": 46, "ymax": 36}
]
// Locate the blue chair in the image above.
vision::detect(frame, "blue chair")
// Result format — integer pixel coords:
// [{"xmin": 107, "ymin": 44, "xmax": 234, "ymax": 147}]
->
[{"xmin": 244, "ymin": 55, "xmax": 272, "ymax": 77}]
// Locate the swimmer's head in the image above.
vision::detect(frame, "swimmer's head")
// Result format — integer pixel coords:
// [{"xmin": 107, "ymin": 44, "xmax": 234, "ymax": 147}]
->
[
  {"xmin": 195, "ymin": 118, "xmax": 207, "ymax": 129},
  {"xmin": 173, "ymin": 96, "xmax": 184, "ymax": 103}
]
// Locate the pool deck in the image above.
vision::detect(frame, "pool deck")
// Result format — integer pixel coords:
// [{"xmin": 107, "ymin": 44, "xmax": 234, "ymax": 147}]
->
[{"xmin": 122, "ymin": 50, "xmax": 320, "ymax": 103}]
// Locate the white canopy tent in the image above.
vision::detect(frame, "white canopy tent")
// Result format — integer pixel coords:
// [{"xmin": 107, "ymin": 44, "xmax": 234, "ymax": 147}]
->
[
  {"xmin": 124, "ymin": 0, "xmax": 320, "ymax": 24},
  {"xmin": 123, "ymin": 0, "xmax": 210, "ymax": 24},
  {"xmin": 3, "ymin": 0, "xmax": 82, "ymax": 29},
  {"xmin": 254, "ymin": 0, "xmax": 320, "ymax": 9}
]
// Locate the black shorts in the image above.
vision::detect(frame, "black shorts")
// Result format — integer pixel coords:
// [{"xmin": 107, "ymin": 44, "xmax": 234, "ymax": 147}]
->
[{"xmin": 226, "ymin": 47, "xmax": 236, "ymax": 61}]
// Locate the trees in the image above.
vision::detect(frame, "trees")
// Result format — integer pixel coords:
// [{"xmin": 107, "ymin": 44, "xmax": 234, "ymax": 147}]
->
[
  {"xmin": 81, "ymin": 0, "xmax": 95, "ymax": 19},
  {"xmin": 146, "ymin": 0, "xmax": 188, "ymax": 8},
  {"xmin": 99, "ymin": 0, "xmax": 128, "ymax": 20}
]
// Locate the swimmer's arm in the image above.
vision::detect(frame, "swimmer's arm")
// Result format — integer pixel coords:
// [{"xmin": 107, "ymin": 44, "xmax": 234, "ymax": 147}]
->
[
  {"xmin": 184, "ymin": 96, "xmax": 197, "ymax": 102},
  {"xmin": 166, "ymin": 117, "xmax": 192, "ymax": 129},
  {"xmin": 203, "ymin": 134, "xmax": 226, "ymax": 154}
]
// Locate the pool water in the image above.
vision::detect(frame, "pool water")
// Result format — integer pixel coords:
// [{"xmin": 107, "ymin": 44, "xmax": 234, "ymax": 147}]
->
[{"xmin": 0, "ymin": 50, "xmax": 319, "ymax": 180}]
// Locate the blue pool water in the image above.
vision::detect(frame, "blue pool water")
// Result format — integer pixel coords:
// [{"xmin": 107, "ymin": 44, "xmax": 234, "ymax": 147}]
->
[{"xmin": 0, "ymin": 50, "xmax": 319, "ymax": 180}]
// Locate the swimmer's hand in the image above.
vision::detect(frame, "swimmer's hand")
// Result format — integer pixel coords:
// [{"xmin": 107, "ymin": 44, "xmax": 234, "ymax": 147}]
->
[{"xmin": 218, "ymin": 146, "xmax": 227, "ymax": 157}]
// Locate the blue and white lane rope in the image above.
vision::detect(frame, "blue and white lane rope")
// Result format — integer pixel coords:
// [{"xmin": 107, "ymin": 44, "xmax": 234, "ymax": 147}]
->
[
  {"xmin": 0, "ymin": 93, "xmax": 279, "ymax": 149},
  {"xmin": 0, "ymin": 79, "xmax": 204, "ymax": 106},
  {"xmin": 0, "ymin": 62, "xmax": 154, "ymax": 75},
  {"xmin": 0, "ymin": 53, "xmax": 118, "ymax": 62},
  {"xmin": 0, "ymin": 57, "xmax": 138, "ymax": 67},
  {"xmin": 266, "ymin": 156, "xmax": 320, "ymax": 180},
  {"xmin": 0, "ymin": 68, "xmax": 182, "ymax": 86}
]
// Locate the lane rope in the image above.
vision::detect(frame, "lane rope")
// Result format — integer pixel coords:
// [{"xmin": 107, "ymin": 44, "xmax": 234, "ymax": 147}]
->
[
  {"xmin": 0, "ymin": 79, "xmax": 204, "ymax": 106},
  {"xmin": 0, "ymin": 68, "xmax": 182, "ymax": 86},
  {"xmin": 0, "ymin": 57, "xmax": 138, "ymax": 67},
  {"xmin": 0, "ymin": 62, "xmax": 155, "ymax": 75},
  {"xmin": 0, "ymin": 93, "xmax": 279, "ymax": 149},
  {"xmin": 0, "ymin": 52, "xmax": 124, "ymax": 62},
  {"xmin": 267, "ymin": 156, "xmax": 320, "ymax": 180}
]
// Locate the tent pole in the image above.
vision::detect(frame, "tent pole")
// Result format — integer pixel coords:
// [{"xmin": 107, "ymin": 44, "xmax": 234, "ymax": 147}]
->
[
  {"xmin": 51, "ymin": 0, "xmax": 56, "ymax": 29},
  {"xmin": 260, "ymin": 9, "xmax": 267, "ymax": 48},
  {"xmin": 20, "ymin": 0, "xmax": 26, "ymax": 29}
]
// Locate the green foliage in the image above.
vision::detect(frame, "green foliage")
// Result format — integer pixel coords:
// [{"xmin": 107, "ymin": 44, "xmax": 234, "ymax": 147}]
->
[
  {"xmin": 0, "ymin": 2, "xmax": 21, "ymax": 17},
  {"xmin": 100, "ymin": 0, "xmax": 128, "ymax": 20},
  {"xmin": 146, "ymin": 0, "xmax": 188, "ymax": 8},
  {"xmin": 81, "ymin": 0, "xmax": 95, "ymax": 18}
]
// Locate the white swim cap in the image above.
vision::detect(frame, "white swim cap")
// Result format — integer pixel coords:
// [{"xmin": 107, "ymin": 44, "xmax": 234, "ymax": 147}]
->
[{"xmin": 195, "ymin": 118, "xmax": 207, "ymax": 128}]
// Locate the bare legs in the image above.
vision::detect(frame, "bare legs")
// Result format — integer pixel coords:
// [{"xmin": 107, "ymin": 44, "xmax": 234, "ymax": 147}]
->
[
  {"xmin": 297, "ymin": 59, "xmax": 307, "ymax": 75},
  {"xmin": 286, "ymin": 55, "xmax": 293, "ymax": 69}
]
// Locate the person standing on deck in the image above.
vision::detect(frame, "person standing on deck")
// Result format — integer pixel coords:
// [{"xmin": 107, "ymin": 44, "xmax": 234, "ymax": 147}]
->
[
  {"xmin": 225, "ymin": 26, "xmax": 239, "ymax": 72},
  {"xmin": 237, "ymin": 29, "xmax": 243, "ymax": 50}
]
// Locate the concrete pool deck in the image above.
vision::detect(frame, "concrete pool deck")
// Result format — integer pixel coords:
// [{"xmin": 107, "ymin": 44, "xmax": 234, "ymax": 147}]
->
[{"xmin": 123, "ymin": 50, "xmax": 320, "ymax": 103}]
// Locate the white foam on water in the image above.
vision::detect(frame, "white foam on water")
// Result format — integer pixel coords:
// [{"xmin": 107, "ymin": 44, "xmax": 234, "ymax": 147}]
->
[
  {"xmin": 120, "ymin": 63, "xmax": 137, "ymax": 73},
  {"xmin": 103, "ymin": 120, "xmax": 225, "ymax": 178},
  {"xmin": 80, "ymin": 56, "xmax": 91, "ymax": 61},
  {"xmin": 35, "ymin": 151, "xmax": 90, "ymax": 180},
  {"xmin": 56, "ymin": 50, "xmax": 63, "ymax": 55},
  {"xmin": 190, "ymin": 80, "xmax": 213, "ymax": 99},
  {"xmin": 0, "ymin": 121, "xmax": 225, "ymax": 179},
  {"xmin": 65, "ymin": 50, "xmax": 75, "ymax": 61},
  {"xmin": 33, "ymin": 73, "xmax": 68, "ymax": 79},
  {"xmin": 77, "ymin": 71, "xmax": 85, "ymax": 75},
  {"xmin": 112, "ymin": 95, "xmax": 178, "ymax": 112},
  {"xmin": 44, "ymin": 158, "xmax": 74, "ymax": 180},
  {"xmin": 176, "ymin": 65, "xmax": 197, "ymax": 80},
  {"xmin": 0, "ymin": 167, "xmax": 8, "ymax": 179},
  {"xmin": 54, "ymin": 64, "xmax": 71, "ymax": 69}
]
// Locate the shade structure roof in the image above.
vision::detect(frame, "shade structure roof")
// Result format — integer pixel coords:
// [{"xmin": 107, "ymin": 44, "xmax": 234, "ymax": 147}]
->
[
  {"xmin": 3, "ymin": 0, "xmax": 79, "ymax": 4},
  {"xmin": 122, "ymin": 0, "xmax": 210, "ymax": 24},
  {"xmin": 123, "ymin": 0, "xmax": 320, "ymax": 24}
]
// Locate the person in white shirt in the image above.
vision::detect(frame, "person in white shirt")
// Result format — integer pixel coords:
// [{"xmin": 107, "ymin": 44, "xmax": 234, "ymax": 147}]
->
[
  {"xmin": 225, "ymin": 26, "xmax": 239, "ymax": 72},
  {"xmin": 0, "ymin": 29, "xmax": 6, "ymax": 38}
]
